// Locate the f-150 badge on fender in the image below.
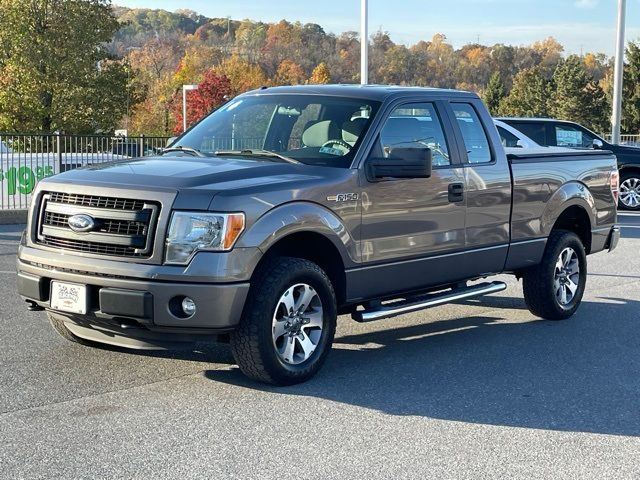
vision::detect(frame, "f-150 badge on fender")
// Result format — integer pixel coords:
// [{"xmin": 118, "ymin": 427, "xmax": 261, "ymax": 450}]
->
[{"xmin": 327, "ymin": 193, "xmax": 359, "ymax": 202}]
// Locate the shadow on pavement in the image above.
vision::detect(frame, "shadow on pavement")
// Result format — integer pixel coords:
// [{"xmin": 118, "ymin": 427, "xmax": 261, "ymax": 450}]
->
[{"xmin": 204, "ymin": 296, "xmax": 640, "ymax": 437}]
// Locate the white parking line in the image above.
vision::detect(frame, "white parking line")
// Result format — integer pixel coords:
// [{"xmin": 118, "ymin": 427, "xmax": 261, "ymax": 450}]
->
[{"xmin": 0, "ymin": 270, "xmax": 16, "ymax": 274}]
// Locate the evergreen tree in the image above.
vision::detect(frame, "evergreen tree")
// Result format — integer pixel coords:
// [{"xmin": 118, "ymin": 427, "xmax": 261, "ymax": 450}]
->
[
  {"xmin": 621, "ymin": 41, "xmax": 640, "ymax": 134},
  {"xmin": 498, "ymin": 67, "xmax": 551, "ymax": 117},
  {"xmin": 550, "ymin": 55, "xmax": 607, "ymax": 131},
  {"xmin": 483, "ymin": 72, "xmax": 506, "ymax": 115}
]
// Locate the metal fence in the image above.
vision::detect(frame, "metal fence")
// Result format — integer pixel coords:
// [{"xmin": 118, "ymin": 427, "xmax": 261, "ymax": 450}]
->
[
  {"xmin": 0, "ymin": 133, "xmax": 169, "ymax": 210},
  {"xmin": 601, "ymin": 134, "xmax": 640, "ymax": 146}
]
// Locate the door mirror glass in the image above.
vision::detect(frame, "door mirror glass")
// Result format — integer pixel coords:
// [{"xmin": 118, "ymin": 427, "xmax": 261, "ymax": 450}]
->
[
  {"xmin": 592, "ymin": 138, "xmax": 604, "ymax": 149},
  {"xmin": 166, "ymin": 136, "xmax": 178, "ymax": 147}
]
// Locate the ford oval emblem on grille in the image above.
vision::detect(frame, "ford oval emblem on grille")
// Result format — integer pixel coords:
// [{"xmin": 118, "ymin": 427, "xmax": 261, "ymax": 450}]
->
[{"xmin": 68, "ymin": 214, "xmax": 96, "ymax": 232}]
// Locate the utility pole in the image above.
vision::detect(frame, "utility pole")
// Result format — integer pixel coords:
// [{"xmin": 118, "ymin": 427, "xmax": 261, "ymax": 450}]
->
[
  {"xmin": 360, "ymin": 0, "xmax": 368, "ymax": 85},
  {"xmin": 182, "ymin": 84, "xmax": 198, "ymax": 132},
  {"xmin": 612, "ymin": 0, "xmax": 626, "ymax": 145}
]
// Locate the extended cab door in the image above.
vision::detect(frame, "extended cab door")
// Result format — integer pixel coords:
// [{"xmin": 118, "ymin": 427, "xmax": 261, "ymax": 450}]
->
[
  {"xmin": 352, "ymin": 100, "xmax": 467, "ymax": 300},
  {"xmin": 447, "ymin": 100, "xmax": 512, "ymax": 276}
]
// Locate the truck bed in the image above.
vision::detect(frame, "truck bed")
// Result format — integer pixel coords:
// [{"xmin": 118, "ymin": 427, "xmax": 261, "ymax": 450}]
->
[{"xmin": 506, "ymin": 147, "xmax": 618, "ymax": 246}]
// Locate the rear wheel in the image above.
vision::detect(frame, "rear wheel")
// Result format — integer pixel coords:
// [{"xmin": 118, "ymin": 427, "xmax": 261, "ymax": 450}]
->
[
  {"xmin": 230, "ymin": 257, "xmax": 337, "ymax": 385},
  {"xmin": 619, "ymin": 172, "xmax": 640, "ymax": 210},
  {"xmin": 522, "ymin": 230, "xmax": 587, "ymax": 320}
]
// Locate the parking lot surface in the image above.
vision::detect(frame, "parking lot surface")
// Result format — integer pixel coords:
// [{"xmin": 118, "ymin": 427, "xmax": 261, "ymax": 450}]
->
[{"xmin": 1, "ymin": 214, "xmax": 639, "ymax": 479}]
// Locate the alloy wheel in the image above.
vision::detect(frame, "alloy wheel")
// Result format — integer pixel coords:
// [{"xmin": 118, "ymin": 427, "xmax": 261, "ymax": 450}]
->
[
  {"xmin": 620, "ymin": 177, "xmax": 640, "ymax": 208},
  {"xmin": 554, "ymin": 247, "xmax": 580, "ymax": 306},
  {"xmin": 272, "ymin": 283, "xmax": 324, "ymax": 365}
]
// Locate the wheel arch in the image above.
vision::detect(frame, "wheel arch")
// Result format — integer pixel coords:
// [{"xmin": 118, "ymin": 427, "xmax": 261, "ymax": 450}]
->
[
  {"xmin": 619, "ymin": 164, "xmax": 640, "ymax": 176},
  {"xmin": 237, "ymin": 202, "xmax": 354, "ymax": 306},
  {"xmin": 254, "ymin": 231, "xmax": 347, "ymax": 306},
  {"xmin": 540, "ymin": 181, "xmax": 595, "ymax": 253},
  {"xmin": 549, "ymin": 204, "xmax": 593, "ymax": 254}
]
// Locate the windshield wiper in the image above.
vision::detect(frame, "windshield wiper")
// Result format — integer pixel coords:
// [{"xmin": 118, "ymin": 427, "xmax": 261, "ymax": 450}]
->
[
  {"xmin": 162, "ymin": 146, "xmax": 207, "ymax": 157},
  {"xmin": 214, "ymin": 149, "xmax": 301, "ymax": 164}
]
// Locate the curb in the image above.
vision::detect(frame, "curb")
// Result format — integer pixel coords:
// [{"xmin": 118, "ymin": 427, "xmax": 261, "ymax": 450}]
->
[{"xmin": 0, "ymin": 210, "xmax": 28, "ymax": 225}]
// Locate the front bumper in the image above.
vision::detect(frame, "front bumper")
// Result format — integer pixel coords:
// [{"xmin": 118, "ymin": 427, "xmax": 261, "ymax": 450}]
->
[{"xmin": 17, "ymin": 247, "xmax": 253, "ymax": 349}]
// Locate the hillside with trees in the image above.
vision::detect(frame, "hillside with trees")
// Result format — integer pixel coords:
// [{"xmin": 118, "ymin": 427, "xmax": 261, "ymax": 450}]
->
[{"xmin": 1, "ymin": 2, "xmax": 638, "ymax": 136}]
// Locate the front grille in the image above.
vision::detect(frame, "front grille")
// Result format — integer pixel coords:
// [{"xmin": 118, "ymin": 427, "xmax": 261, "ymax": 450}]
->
[
  {"xmin": 39, "ymin": 236, "xmax": 139, "ymax": 257},
  {"xmin": 48, "ymin": 192, "xmax": 145, "ymax": 211},
  {"xmin": 36, "ymin": 192, "xmax": 159, "ymax": 258},
  {"xmin": 43, "ymin": 211, "xmax": 147, "ymax": 236}
]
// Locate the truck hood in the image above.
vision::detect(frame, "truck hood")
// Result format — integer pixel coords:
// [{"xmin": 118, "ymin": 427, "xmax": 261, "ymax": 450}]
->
[{"xmin": 41, "ymin": 155, "xmax": 352, "ymax": 211}]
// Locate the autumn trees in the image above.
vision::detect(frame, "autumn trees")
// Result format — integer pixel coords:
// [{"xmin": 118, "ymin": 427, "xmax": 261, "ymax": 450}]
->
[
  {"xmin": 0, "ymin": 0, "xmax": 129, "ymax": 133},
  {"xmin": 173, "ymin": 70, "xmax": 231, "ymax": 133},
  {"xmin": 0, "ymin": 4, "xmax": 636, "ymax": 136}
]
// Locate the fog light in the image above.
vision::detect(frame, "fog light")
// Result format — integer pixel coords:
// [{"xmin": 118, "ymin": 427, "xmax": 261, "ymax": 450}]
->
[{"xmin": 181, "ymin": 297, "xmax": 196, "ymax": 317}]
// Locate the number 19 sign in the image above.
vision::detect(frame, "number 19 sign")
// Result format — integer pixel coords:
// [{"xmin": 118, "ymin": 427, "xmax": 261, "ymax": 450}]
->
[{"xmin": 0, "ymin": 154, "xmax": 57, "ymax": 209}]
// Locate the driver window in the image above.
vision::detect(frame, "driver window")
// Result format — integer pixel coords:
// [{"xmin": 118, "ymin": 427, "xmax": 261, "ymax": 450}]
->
[{"xmin": 379, "ymin": 103, "xmax": 450, "ymax": 166}]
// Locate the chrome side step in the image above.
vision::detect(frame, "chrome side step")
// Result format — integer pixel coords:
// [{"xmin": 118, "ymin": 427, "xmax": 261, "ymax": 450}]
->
[{"xmin": 351, "ymin": 281, "xmax": 507, "ymax": 322}]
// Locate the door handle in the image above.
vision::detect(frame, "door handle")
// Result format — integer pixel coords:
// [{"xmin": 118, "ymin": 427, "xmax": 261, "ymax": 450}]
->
[{"xmin": 448, "ymin": 183, "xmax": 464, "ymax": 202}]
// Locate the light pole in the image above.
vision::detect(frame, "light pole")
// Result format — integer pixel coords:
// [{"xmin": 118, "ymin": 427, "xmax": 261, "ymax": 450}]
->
[
  {"xmin": 182, "ymin": 84, "xmax": 198, "ymax": 132},
  {"xmin": 125, "ymin": 46, "xmax": 140, "ymax": 135},
  {"xmin": 612, "ymin": 0, "xmax": 626, "ymax": 145},
  {"xmin": 360, "ymin": 0, "xmax": 368, "ymax": 85}
]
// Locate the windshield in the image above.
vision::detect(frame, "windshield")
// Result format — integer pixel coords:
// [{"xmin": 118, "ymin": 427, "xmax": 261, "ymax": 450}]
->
[{"xmin": 173, "ymin": 94, "xmax": 380, "ymax": 167}]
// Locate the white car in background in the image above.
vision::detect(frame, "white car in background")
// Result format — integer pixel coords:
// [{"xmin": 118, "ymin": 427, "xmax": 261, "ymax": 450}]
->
[
  {"xmin": 0, "ymin": 140, "xmax": 11, "ymax": 154},
  {"xmin": 494, "ymin": 119, "xmax": 540, "ymax": 148}
]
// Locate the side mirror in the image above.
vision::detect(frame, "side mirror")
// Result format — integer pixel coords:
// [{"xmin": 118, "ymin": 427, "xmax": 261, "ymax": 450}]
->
[
  {"xmin": 592, "ymin": 139, "xmax": 604, "ymax": 149},
  {"xmin": 516, "ymin": 139, "xmax": 527, "ymax": 148},
  {"xmin": 166, "ymin": 136, "xmax": 178, "ymax": 147},
  {"xmin": 367, "ymin": 148, "xmax": 432, "ymax": 181}
]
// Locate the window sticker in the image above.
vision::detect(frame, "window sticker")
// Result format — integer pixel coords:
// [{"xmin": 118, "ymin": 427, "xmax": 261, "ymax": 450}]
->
[{"xmin": 557, "ymin": 129, "xmax": 582, "ymax": 147}]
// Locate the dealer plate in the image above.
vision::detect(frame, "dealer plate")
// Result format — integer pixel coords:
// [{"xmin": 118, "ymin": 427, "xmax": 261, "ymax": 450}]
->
[{"xmin": 50, "ymin": 281, "xmax": 88, "ymax": 315}]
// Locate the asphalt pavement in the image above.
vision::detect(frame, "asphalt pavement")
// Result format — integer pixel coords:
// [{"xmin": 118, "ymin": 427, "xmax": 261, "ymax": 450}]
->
[{"xmin": 1, "ymin": 214, "xmax": 639, "ymax": 479}]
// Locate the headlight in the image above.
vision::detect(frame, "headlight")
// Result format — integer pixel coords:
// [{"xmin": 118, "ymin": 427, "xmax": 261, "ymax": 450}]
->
[{"xmin": 165, "ymin": 212, "xmax": 245, "ymax": 264}]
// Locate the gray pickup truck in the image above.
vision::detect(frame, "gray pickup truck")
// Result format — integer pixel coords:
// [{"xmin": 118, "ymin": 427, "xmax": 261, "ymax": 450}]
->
[{"xmin": 17, "ymin": 85, "xmax": 620, "ymax": 385}]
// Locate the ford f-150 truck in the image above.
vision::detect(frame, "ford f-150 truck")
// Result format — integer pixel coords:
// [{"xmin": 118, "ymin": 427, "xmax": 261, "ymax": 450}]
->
[{"xmin": 17, "ymin": 85, "xmax": 620, "ymax": 385}]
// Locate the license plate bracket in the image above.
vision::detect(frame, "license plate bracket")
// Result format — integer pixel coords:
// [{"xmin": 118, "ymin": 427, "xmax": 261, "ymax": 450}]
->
[{"xmin": 50, "ymin": 281, "xmax": 88, "ymax": 315}]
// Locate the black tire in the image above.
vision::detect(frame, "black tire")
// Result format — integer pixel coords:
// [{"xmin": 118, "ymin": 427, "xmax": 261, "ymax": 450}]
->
[
  {"xmin": 48, "ymin": 313, "xmax": 94, "ymax": 346},
  {"xmin": 618, "ymin": 171, "xmax": 640, "ymax": 211},
  {"xmin": 522, "ymin": 230, "xmax": 587, "ymax": 320},
  {"xmin": 230, "ymin": 257, "xmax": 337, "ymax": 386}
]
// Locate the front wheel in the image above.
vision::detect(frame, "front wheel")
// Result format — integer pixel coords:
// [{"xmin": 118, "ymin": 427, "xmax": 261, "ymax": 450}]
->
[
  {"xmin": 48, "ymin": 313, "xmax": 95, "ymax": 346},
  {"xmin": 230, "ymin": 257, "xmax": 337, "ymax": 385},
  {"xmin": 522, "ymin": 230, "xmax": 587, "ymax": 320}
]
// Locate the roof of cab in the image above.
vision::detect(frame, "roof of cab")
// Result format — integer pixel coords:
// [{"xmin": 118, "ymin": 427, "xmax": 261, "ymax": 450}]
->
[
  {"xmin": 496, "ymin": 117, "xmax": 566, "ymax": 123},
  {"xmin": 242, "ymin": 84, "xmax": 479, "ymax": 101}
]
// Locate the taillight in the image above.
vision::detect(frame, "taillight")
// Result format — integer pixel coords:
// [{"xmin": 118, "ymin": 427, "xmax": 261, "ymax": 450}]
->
[{"xmin": 610, "ymin": 170, "xmax": 620, "ymax": 205}]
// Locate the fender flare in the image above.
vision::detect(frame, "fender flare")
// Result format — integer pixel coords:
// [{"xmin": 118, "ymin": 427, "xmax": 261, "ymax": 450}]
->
[
  {"xmin": 539, "ymin": 181, "xmax": 595, "ymax": 236},
  {"xmin": 235, "ymin": 201, "xmax": 357, "ymax": 268}
]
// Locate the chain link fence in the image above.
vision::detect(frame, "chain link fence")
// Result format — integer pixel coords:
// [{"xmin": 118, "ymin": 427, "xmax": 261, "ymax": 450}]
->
[{"xmin": 0, "ymin": 133, "xmax": 169, "ymax": 210}]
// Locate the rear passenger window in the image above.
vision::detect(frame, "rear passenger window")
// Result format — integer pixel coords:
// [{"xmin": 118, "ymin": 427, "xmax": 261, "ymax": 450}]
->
[
  {"xmin": 511, "ymin": 122, "xmax": 546, "ymax": 145},
  {"xmin": 452, "ymin": 103, "xmax": 492, "ymax": 164},
  {"xmin": 379, "ymin": 103, "xmax": 450, "ymax": 166}
]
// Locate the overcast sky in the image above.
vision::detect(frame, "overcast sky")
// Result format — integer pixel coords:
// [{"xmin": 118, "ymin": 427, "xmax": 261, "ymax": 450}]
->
[{"xmin": 116, "ymin": 0, "xmax": 640, "ymax": 56}]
